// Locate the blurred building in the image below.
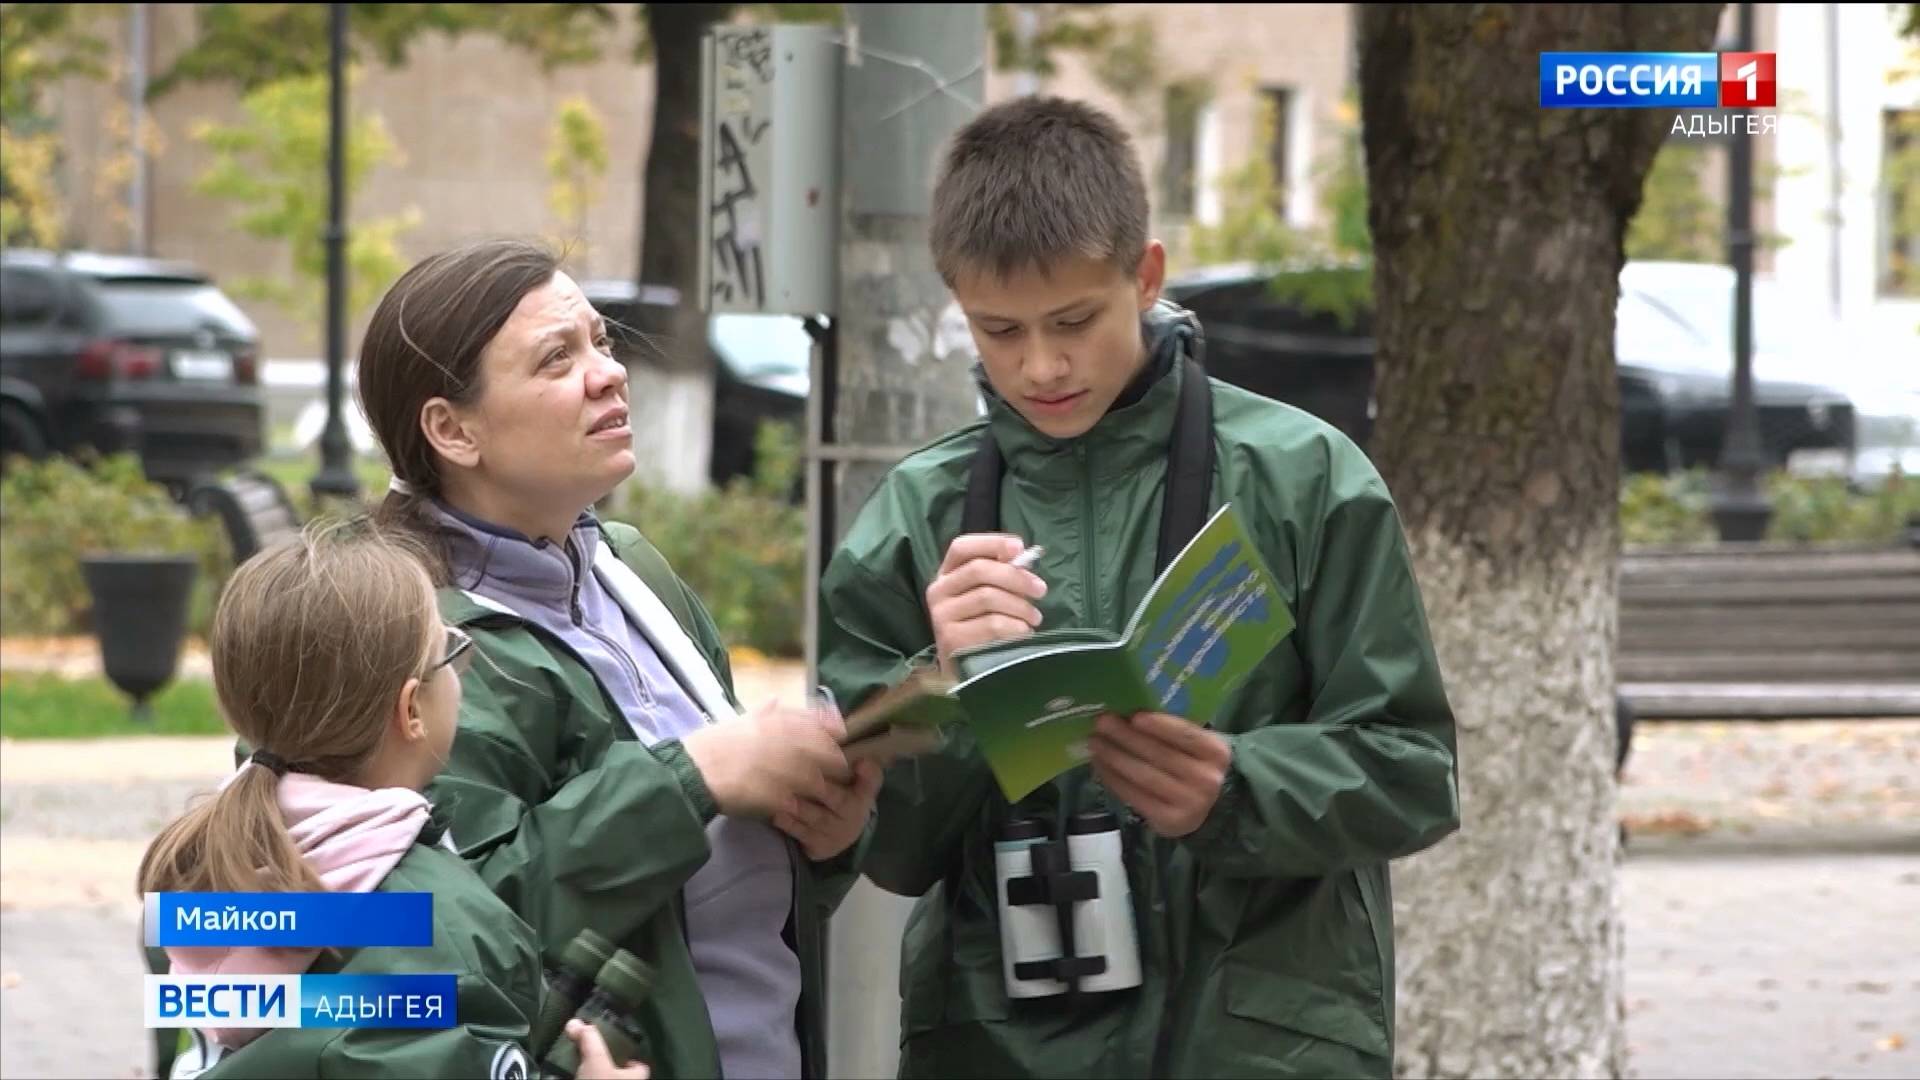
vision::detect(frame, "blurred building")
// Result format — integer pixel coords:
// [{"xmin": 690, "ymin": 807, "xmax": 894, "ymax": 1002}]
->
[
  {"xmin": 1768, "ymin": 3, "xmax": 1920, "ymax": 341},
  {"xmin": 45, "ymin": 3, "xmax": 1358, "ymax": 361},
  {"xmin": 38, "ymin": 4, "xmax": 1917, "ymax": 361}
]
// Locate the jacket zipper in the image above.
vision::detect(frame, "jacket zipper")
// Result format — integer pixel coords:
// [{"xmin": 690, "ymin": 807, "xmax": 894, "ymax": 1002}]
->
[
  {"xmin": 1081, "ymin": 441, "xmax": 1179, "ymax": 1074},
  {"xmin": 567, "ymin": 542, "xmax": 654, "ymax": 710},
  {"xmin": 1149, "ymin": 638, "xmax": 1183, "ymax": 1048},
  {"xmin": 1077, "ymin": 444, "xmax": 1097, "ymax": 625}
]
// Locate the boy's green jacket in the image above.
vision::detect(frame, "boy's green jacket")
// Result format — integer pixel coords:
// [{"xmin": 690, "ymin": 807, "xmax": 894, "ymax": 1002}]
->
[
  {"xmin": 168, "ymin": 829, "xmax": 548, "ymax": 1079},
  {"xmin": 422, "ymin": 522, "xmax": 867, "ymax": 1079},
  {"xmin": 816, "ymin": 302, "xmax": 1462, "ymax": 1078}
]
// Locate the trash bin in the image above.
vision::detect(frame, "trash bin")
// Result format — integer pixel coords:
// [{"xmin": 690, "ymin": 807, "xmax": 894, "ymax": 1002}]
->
[{"xmin": 80, "ymin": 554, "xmax": 198, "ymax": 725}]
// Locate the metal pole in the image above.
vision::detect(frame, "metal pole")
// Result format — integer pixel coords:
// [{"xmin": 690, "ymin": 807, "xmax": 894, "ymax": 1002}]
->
[
  {"xmin": 128, "ymin": 3, "xmax": 149, "ymax": 254},
  {"xmin": 1711, "ymin": 0, "xmax": 1771, "ymax": 543},
  {"xmin": 312, "ymin": 2, "xmax": 360, "ymax": 502},
  {"xmin": 818, "ymin": 6, "xmax": 986, "ymax": 1078},
  {"xmin": 1825, "ymin": 2, "xmax": 1843, "ymax": 319}
]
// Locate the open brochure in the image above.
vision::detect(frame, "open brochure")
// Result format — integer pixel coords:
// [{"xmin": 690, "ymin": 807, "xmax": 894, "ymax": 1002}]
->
[{"xmin": 839, "ymin": 503, "xmax": 1295, "ymax": 802}]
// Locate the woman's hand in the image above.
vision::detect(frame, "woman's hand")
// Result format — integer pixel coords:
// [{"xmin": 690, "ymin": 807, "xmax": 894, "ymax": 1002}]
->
[
  {"xmin": 569, "ymin": 1019, "xmax": 651, "ymax": 1079},
  {"xmin": 682, "ymin": 700, "xmax": 852, "ymax": 820},
  {"xmin": 775, "ymin": 759, "xmax": 882, "ymax": 861}
]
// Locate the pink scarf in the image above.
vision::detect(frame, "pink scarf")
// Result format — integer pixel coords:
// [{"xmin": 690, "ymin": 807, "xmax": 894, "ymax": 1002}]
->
[{"xmin": 161, "ymin": 769, "xmax": 433, "ymax": 1050}]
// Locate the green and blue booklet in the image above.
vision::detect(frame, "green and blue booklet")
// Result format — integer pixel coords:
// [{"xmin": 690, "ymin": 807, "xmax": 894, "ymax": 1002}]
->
[{"xmin": 840, "ymin": 503, "xmax": 1295, "ymax": 802}]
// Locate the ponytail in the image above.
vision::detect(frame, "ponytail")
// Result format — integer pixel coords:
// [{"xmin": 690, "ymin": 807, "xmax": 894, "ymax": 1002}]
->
[{"xmin": 136, "ymin": 761, "xmax": 325, "ymax": 896}]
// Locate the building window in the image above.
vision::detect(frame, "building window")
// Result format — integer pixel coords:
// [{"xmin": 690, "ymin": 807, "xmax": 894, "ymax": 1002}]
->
[
  {"xmin": 1261, "ymin": 86, "xmax": 1294, "ymax": 217},
  {"xmin": 1160, "ymin": 80, "xmax": 1209, "ymax": 219},
  {"xmin": 1881, "ymin": 107, "xmax": 1920, "ymax": 298}
]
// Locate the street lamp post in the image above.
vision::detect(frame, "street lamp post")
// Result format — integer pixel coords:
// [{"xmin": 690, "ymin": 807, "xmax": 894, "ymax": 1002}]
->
[
  {"xmin": 312, "ymin": 1, "xmax": 361, "ymax": 504},
  {"xmin": 1710, "ymin": 0, "xmax": 1772, "ymax": 542}
]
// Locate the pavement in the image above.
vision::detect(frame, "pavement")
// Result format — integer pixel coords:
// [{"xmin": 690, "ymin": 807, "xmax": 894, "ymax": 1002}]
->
[
  {"xmin": 1622, "ymin": 846, "xmax": 1919, "ymax": 1080},
  {"xmin": 1, "ymin": 651, "xmax": 1915, "ymax": 1078}
]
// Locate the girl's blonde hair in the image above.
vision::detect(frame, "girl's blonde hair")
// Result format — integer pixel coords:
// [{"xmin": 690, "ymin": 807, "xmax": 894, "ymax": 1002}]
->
[{"xmin": 137, "ymin": 516, "xmax": 443, "ymax": 896}]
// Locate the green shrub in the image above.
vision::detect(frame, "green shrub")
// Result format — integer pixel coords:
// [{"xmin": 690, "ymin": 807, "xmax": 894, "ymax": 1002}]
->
[
  {"xmin": 0, "ymin": 454, "xmax": 231, "ymax": 637},
  {"xmin": 605, "ymin": 422, "xmax": 808, "ymax": 657},
  {"xmin": 1620, "ymin": 466, "xmax": 1920, "ymax": 546},
  {"xmin": 1620, "ymin": 469, "xmax": 1718, "ymax": 545},
  {"xmin": 1765, "ymin": 471, "xmax": 1920, "ymax": 544}
]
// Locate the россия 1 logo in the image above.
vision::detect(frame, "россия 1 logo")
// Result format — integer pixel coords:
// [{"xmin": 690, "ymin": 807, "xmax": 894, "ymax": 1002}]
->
[
  {"xmin": 1718, "ymin": 51, "xmax": 1776, "ymax": 107},
  {"xmin": 1539, "ymin": 51, "xmax": 1776, "ymax": 109}
]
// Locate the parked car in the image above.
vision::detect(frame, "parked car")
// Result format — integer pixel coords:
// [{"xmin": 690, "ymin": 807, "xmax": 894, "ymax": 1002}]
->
[
  {"xmin": 579, "ymin": 280, "xmax": 811, "ymax": 492},
  {"xmin": 1159, "ymin": 260, "xmax": 1857, "ymax": 474},
  {"xmin": 1618, "ymin": 261, "xmax": 1915, "ymax": 489},
  {"xmin": 0, "ymin": 249, "xmax": 265, "ymax": 492},
  {"xmin": 1616, "ymin": 260, "xmax": 1861, "ymax": 475}
]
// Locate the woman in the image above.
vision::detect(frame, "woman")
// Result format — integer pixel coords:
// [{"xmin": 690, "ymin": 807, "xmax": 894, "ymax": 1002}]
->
[
  {"xmin": 140, "ymin": 518, "xmax": 647, "ymax": 1080},
  {"xmin": 354, "ymin": 238, "xmax": 879, "ymax": 1080}
]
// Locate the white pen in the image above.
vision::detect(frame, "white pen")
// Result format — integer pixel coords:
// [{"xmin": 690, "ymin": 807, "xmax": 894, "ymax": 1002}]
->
[{"xmin": 1009, "ymin": 544, "xmax": 1045, "ymax": 570}]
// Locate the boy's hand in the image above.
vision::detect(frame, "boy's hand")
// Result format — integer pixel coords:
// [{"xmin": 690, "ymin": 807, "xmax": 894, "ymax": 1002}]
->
[
  {"xmin": 1087, "ymin": 712, "xmax": 1231, "ymax": 838},
  {"xmin": 927, "ymin": 534, "xmax": 1048, "ymax": 676}
]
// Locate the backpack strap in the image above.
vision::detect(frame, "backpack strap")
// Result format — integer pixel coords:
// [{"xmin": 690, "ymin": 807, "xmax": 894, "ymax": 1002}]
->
[
  {"xmin": 1156, "ymin": 355, "xmax": 1216, "ymax": 573},
  {"xmin": 962, "ymin": 428, "xmax": 1006, "ymax": 538},
  {"xmin": 963, "ymin": 356, "xmax": 1215, "ymax": 575}
]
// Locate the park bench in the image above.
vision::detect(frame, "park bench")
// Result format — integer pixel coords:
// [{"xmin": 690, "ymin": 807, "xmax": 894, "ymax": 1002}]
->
[
  {"xmin": 1617, "ymin": 538, "xmax": 1920, "ymax": 721},
  {"xmin": 185, "ymin": 469, "xmax": 303, "ymax": 565}
]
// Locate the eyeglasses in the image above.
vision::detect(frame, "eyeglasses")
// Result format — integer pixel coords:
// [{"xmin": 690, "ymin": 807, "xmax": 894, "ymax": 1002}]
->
[{"xmin": 425, "ymin": 626, "xmax": 475, "ymax": 679}]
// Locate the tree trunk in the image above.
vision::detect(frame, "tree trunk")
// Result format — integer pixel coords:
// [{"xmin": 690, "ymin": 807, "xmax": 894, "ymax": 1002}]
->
[
  {"xmin": 1355, "ymin": 5, "xmax": 1725, "ymax": 1077},
  {"xmin": 633, "ymin": 2, "xmax": 733, "ymax": 494}
]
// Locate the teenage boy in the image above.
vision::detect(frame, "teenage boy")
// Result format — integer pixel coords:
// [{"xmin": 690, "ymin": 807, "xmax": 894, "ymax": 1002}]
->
[{"xmin": 817, "ymin": 95, "xmax": 1461, "ymax": 1079}]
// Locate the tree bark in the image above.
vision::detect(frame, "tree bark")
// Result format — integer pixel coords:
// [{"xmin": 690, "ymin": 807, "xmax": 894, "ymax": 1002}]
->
[
  {"xmin": 1355, "ymin": 5, "xmax": 1725, "ymax": 1077},
  {"xmin": 633, "ymin": 2, "xmax": 733, "ymax": 493}
]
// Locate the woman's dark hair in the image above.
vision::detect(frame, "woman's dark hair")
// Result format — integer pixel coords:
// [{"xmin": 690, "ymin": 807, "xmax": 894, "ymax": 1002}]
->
[{"xmin": 358, "ymin": 238, "xmax": 561, "ymax": 582}]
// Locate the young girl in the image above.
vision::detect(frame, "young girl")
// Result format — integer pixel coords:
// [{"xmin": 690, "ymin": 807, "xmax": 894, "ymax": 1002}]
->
[{"xmin": 138, "ymin": 517, "xmax": 648, "ymax": 1080}]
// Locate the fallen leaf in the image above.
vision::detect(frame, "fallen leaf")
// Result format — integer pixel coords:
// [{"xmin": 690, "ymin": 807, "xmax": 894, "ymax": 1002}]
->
[
  {"xmin": 1759, "ymin": 778, "xmax": 1791, "ymax": 798},
  {"xmin": 1, "ymin": 972, "xmax": 19, "ymax": 989},
  {"xmin": 1878, "ymin": 1034, "xmax": 1907, "ymax": 1052},
  {"xmin": 1813, "ymin": 778, "xmax": 1847, "ymax": 801},
  {"xmin": 1850, "ymin": 980, "xmax": 1893, "ymax": 994},
  {"xmin": 1622, "ymin": 809, "xmax": 1714, "ymax": 836}
]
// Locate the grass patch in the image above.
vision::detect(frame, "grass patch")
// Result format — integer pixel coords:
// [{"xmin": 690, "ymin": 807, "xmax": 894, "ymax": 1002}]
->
[{"xmin": 0, "ymin": 672, "xmax": 228, "ymax": 738}]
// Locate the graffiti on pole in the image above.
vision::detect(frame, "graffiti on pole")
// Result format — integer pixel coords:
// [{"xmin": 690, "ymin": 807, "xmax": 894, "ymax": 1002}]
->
[{"xmin": 709, "ymin": 28, "xmax": 773, "ymax": 309}]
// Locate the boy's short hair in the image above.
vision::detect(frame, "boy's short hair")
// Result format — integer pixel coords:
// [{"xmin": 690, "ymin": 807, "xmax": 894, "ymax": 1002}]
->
[{"xmin": 930, "ymin": 95, "xmax": 1150, "ymax": 285}]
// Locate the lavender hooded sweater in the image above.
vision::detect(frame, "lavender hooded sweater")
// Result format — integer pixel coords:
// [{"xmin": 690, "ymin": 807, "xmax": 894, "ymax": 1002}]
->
[{"xmin": 427, "ymin": 500, "xmax": 802, "ymax": 1080}]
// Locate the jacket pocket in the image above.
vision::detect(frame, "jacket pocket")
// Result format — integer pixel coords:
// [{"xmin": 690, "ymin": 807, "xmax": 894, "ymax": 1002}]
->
[{"xmin": 1218, "ymin": 960, "xmax": 1392, "ymax": 1075}]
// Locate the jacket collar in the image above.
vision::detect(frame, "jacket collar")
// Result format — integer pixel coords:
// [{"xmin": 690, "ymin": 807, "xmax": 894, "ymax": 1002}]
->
[
  {"xmin": 424, "ymin": 499, "xmax": 602, "ymax": 604},
  {"xmin": 975, "ymin": 298, "xmax": 1201, "ymax": 487}
]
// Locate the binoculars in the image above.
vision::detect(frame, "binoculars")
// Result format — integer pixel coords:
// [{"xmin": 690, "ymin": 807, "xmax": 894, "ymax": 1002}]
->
[
  {"xmin": 994, "ymin": 811, "xmax": 1142, "ymax": 1000},
  {"xmin": 532, "ymin": 929, "xmax": 655, "ymax": 1079}
]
